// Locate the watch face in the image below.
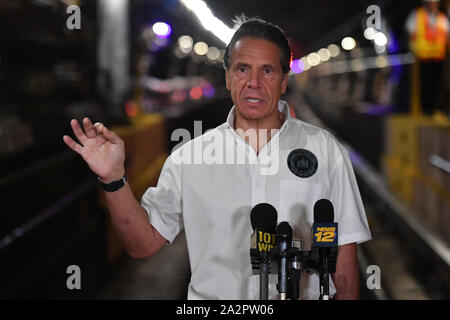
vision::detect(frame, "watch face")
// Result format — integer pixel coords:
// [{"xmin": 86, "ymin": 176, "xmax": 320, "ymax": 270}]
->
[{"xmin": 287, "ymin": 148, "xmax": 318, "ymax": 178}]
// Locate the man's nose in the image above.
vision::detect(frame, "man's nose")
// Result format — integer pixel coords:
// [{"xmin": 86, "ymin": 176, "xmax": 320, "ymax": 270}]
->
[{"xmin": 246, "ymin": 70, "xmax": 261, "ymax": 88}]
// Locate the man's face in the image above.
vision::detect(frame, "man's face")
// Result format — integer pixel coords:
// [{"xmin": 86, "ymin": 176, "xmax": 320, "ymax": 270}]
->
[
  {"xmin": 225, "ymin": 37, "xmax": 288, "ymax": 122},
  {"xmin": 425, "ymin": 1, "xmax": 440, "ymax": 13}
]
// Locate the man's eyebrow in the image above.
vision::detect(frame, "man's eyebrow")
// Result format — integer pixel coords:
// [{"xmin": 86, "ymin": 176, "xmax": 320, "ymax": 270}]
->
[
  {"xmin": 234, "ymin": 62, "xmax": 276, "ymax": 69},
  {"xmin": 262, "ymin": 64, "xmax": 274, "ymax": 69},
  {"xmin": 234, "ymin": 61, "xmax": 250, "ymax": 68}
]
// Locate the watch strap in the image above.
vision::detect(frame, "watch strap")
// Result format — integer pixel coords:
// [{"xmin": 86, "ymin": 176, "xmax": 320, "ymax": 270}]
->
[{"xmin": 98, "ymin": 174, "xmax": 127, "ymax": 192}]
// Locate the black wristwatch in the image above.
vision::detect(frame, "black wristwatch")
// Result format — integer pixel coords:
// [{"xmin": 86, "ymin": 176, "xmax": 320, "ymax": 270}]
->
[{"xmin": 98, "ymin": 174, "xmax": 127, "ymax": 192}]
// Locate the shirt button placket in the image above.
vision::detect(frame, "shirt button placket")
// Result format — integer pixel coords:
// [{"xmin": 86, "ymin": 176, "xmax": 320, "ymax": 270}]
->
[{"xmin": 251, "ymin": 164, "xmax": 266, "ymax": 206}]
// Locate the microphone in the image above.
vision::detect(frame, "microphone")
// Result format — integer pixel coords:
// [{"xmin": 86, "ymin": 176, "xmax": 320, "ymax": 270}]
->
[
  {"xmin": 249, "ymin": 203, "xmax": 277, "ymax": 300},
  {"xmin": 275, "ymin": 222, "xmax": 292, "ymax": 300},
  {"xmin": 287, "ymin": 237, "xmax": 303, "ymax": 300},
  {"xmin": 312, "ymin": 199, "xmax": 338, "ymax": 300}
]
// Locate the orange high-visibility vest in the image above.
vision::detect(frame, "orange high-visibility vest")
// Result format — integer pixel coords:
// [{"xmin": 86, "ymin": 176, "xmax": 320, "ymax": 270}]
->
[{"xmin": 410, "ymin": 8, "xmax": 448, "ymax": 60}]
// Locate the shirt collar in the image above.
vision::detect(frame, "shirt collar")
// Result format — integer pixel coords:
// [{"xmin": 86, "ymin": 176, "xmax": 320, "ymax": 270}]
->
[{"xmin": 226, "ymin": 100, "xmax": 292, "ymax": 131}]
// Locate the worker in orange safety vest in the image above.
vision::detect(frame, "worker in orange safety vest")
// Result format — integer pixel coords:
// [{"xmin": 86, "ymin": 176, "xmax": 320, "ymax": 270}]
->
[{"xmin": 406, "ymin": 0, "xmax": 449, "ymax": 115}]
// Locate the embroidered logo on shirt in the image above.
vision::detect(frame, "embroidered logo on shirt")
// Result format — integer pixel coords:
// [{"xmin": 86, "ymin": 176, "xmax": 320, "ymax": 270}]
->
[{"xmin": 287, "ymin": 149, "xmax": 318, "ymax": 178}]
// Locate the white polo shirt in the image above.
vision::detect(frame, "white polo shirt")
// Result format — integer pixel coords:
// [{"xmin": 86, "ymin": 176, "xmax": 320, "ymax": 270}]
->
[{"xmin": 141, "ymin": 100, "xmax": 372, "ymax": 300}]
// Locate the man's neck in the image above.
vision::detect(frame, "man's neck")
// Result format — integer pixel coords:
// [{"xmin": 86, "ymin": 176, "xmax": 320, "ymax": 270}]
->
[
  {"xmin": 233, "ymin": 110, "xmax": 285, "ymax": 154},
  {"xmin": 234, "ymin": 111, "xmax": 284, "ymax": 132}
]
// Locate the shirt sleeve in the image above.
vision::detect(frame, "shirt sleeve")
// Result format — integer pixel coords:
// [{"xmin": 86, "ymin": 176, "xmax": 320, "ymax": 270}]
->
[
  {"xmin": 328, "ymin": 141, "xmax": 372, "ymax": 246},
  {"xmin": 141, "ymin": 153, "xmax": 183, "ymax": 244}
]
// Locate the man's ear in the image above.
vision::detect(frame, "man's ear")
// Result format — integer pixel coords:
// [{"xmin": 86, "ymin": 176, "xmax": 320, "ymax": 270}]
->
[
  {"xmin": 225, "ymin": 69, "xmax": 231, "ymax": 91},
  {"xmin": 281, "ymin": 73, "xmax": 288, "ymax": 95}
]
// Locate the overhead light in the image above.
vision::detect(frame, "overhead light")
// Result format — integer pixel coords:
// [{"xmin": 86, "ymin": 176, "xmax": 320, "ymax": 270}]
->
[
  {"xmin": 190, "ymin": 86, "xmax": 203, "ymax": 100},
  {"xmin": 178, "ymin": 35, "xmax": 194, "ymax": 54},
  {"xmin": 300, "ymin": 57, "xmax": 311, "ymax": 71},
  {"xmin": 201, "ymin": 82, "xmax": 215, "ymax": 98},
  {"xmin": 180, "ymin": 0, "xmax": 233, "ymax": 43},
  {"xmin": 307, "ymin": 52, "xmax": 321, "ymax": 67},
  {"xmin": 327, "ymin": 44, "xmax": 340, "ymax": 57},
  {"xmin": 194, "ymin": 41, "xmax": 208, "ymax": 55},
  {"xmin": 152, "ymin": 22, "xmax": 172, "ymax": 39},
  {"xmin": 374, "ymin": 32, "xmax": 388, "ymax": 47},
  {"xmin": 180, "ymin": 0, "xmax": 233, "ymax": 44},
  {"xmin": 291, "ymin": 59, "xmax": 304, "ymax": 74},
  {"xmin": 318, "ymin": 48, "xmax": 331, "ymax": 62},
  {"xmin": 206, "ymin": 46, "xmax": 220, "ymax": 61},
  {"xmin": 364, "ymin": 27, "xmax": 377, "ymax": 40},
  {"xmin": 341, "ymin": 37, "xmax": 356, "ymax": 50}
]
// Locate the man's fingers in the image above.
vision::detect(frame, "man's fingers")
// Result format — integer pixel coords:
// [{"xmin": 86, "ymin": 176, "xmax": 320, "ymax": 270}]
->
[
  {"xmin": 102, "ymin": 126, "xmax": 122, "ymax": 144},
  {"xmin": 94, "ymin": 122, "xmax": 121, "ymax": 145},
  {"xmin": 70, "ymin": 119, "xmax": 87, "ymax": 144},
  {"xmin": 63, "ymin": 135, "xmax": 83, "ymax": 154},
  {"xmin": 83, "ymin": 117, "xmax": 97, "ymax": 139},
  {"xmin": 93, "ymin": 122, "xmax": 105, "ymax": 135}
]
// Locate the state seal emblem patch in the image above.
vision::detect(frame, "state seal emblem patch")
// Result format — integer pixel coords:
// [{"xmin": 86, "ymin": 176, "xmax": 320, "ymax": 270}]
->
[{"xmin": 287, "ymin": 149, "xmax": 318, "ymax": 178}]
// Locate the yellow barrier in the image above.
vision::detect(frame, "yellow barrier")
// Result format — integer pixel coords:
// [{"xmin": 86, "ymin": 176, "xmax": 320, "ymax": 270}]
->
[
  {"xmin": 382, "ymin": 155, "xmax": 420, "ymax": 205},
  {"xmin": 384, "ymin": 115, "xmax": 449, "ymax": 192},
  {"xmin": 383, "ymin": 114, "xmax": 449, "ymax": 244},
  {"xmin": 384, "ymin": 115, "xmax": 423, "ymax": 167},
  {"xmin": 113, "ymin": 114, "xmax": 167, "ymax": 183}
]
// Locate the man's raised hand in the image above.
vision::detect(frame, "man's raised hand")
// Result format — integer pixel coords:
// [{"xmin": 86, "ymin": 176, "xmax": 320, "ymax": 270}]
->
[{"xmin": 63, "ymin": 117, "xmax": 126, "ymax": 183}]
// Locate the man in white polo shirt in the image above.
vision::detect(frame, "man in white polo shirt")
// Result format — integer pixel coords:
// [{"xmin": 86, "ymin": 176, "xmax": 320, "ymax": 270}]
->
[{"xmin": 63, "ymin": 17, "xmax": 371, "ymax": 300}]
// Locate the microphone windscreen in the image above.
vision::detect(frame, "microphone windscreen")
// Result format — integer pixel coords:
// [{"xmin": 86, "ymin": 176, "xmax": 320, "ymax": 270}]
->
[
  {"xmin": 250, "ymin": 203, "xmax": 278, "ymax": 232},
  {"xmin": 313, "ymin": 199, "xmax": 334, "ymax": 223},
  {"xmin": 275, "ymin": 221, "xmax": 292, "ymax": 236}
]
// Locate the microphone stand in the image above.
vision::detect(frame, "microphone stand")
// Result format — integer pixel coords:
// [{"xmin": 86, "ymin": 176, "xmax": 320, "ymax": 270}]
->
[
  {"xmin": 287, "ymin": 247, "xmax": 302, "ymax": 300},
  {"xmin": 279, "ymin": 249, "xmax": 288, "ymax": 300},
  {"xmin": 319, "ymin": 248, "xmax": 330, "ymax": 300},
  {"xmin": 259, "ymin": 251, "xmax": 269, "ymax": 300}
]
